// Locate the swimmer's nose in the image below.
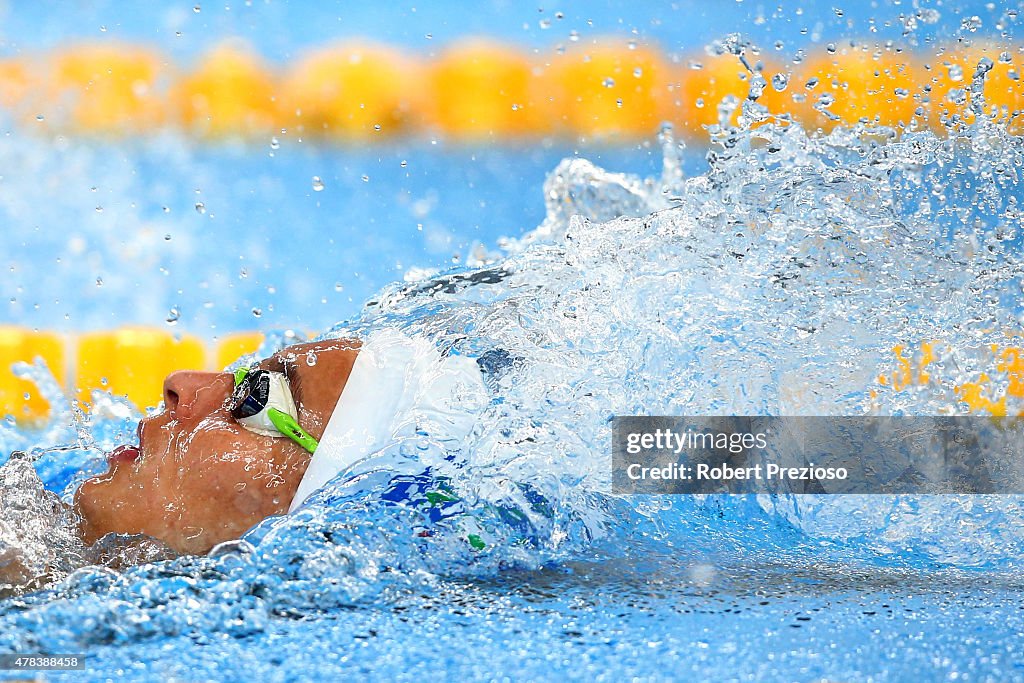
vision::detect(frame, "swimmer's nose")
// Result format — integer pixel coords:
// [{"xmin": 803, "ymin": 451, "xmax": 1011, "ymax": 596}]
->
[{"xmin": 163, "ymin": 371, "xmax": 233, "ymax": 421}]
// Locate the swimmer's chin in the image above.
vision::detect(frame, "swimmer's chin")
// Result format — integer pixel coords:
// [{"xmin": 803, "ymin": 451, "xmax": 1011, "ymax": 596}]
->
[
  {"xmin": 73, "ymin": 475, "xmax": 129, "ymax": 547},
  {"xmin": 72, "ymin": 484, "xmax": 103, "ymax": 546}
]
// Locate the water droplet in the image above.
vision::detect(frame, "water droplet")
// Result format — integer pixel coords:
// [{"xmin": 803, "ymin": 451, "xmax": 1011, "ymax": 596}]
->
[
  {"xmin": 975, "ymin": 57, "xmax": 995, "ymax": 78},
  {"xmin": 35, "ymin": 114, "xmax": 44, "ymax": 122},
  {"xmin": 95, "ymin": 206, "xmax": 103, "ymax": 213},
  {"xmin": 195, "ymin": 202, "xmax": 206, "ymax": 214},
  {"xmin": 771, "ymin": 72, "xmax": 789, "ymax": 92},
  {"xmin": 239, "ymin": 267, "xmax": 248, "ymax": 279},
  {"xmin": 166, "ymin": 306, "xmax": 180, "ymax": 324},
  {"xmin": 948, "ymin": 64, "xmax": 964, "ymax": 82},
  {"xmin": 616, "ymin": 98, "xmax": 623, "ymax": 108},
  {"xmin": 312, "ymin": 176, "xmax": 325, "ymax": 192},
  {"xmin": 425, "ymin": 33, "xmax": 432, "ymax": 40},
  {"xmin": 193, "ymin": 4, "xmax": 201, "ymax": 12},
  {"xmin": 269, "ymin": 136, "xmax": 280, "ymax": 150},
  {"xmin": 373, "ymin": 124, "xmax": 381, "ymax": 131},
  {"xmin": 361, "ymin": 174, "xmax": 370, "ymax": 182},
  {"xmin": 95, "ymin": 277, "xmax": 103, "ymax": 287},
  {"xmin": 539, "ymin": 18, "xmax": 551, "ymax": 29},
  {"xmin": 633, "ymin": 67, "xmax": 643, "ymax": 78},
  {"xmin": 400, "ymin": 160, "xmax": 408, "ymax": 168},
  {"xmin": 251, "ymin": 307, "xmax": 262, "ymax": 318},
  {"xmin": 894, "ymin": 87, "xmax": 910, "ymax": 99},
  {"xmin": 164, "ymin": 233, "xmax": 172, "ymax": 241},
  {"xmin": 1000, "ymin": 52, "xmax": 1013, "ymax": 64},
  {"xmin": 568, "ymin": 30, "xmax": 579, "ymax": 42},
  {"xmin": 306, "ymin": 352, "xmax": 318, "ymax": 366},
  {"xmin": 334, "ymin": 282, "xmax": 344, "ymax": 292},
  {"xmin": 602, "ymin": 77, "xmax": 615, "ymax": 88},
  {"xmin": 162, "ymin": 206, "xmax": 170, "ymax": 213},
  {"xmin": 960, "ymin": 15, "xmax": 982, "ymax": 32},
  {"xmin": 99, "ymin": 25, "xmax": 106, "ymax": 32}
]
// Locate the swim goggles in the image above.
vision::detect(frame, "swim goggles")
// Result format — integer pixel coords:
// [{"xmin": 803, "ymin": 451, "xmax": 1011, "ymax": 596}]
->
[{"xmin": 229, "ymin": 367, "xmax": 319, "ymax": 454}]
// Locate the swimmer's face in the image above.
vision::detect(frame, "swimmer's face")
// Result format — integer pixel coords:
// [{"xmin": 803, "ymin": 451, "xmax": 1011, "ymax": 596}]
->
[{"xmin": 74, "ymin": 339, "xmax": 359, "ymax": 555}]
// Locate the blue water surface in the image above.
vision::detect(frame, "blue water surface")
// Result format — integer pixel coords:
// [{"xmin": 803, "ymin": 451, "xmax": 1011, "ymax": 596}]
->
[{"xmin": 2, "ymin": 2, "xmax": 1024, "ymax": 682}]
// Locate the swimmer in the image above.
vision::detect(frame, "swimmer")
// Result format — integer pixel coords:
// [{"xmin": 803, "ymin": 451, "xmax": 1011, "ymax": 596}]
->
[
  {"xmin": 74, "ymin": 338, "xmax": 360, "ymax": 555},
  {"xmin": 73, "ymin": 327, "xmax": 497, "ymax": 556}
]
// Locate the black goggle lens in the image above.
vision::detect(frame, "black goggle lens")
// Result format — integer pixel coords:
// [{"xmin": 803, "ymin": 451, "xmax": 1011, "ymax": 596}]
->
[{"xmin": 230, "ymin": 369, "xmax": 271, "ymax": 419}]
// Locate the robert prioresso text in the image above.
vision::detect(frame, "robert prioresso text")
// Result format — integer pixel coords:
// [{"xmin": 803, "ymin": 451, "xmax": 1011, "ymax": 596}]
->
[{"xmin": 625, "ymin": 462, "xmax": 849, "ymax": 482}]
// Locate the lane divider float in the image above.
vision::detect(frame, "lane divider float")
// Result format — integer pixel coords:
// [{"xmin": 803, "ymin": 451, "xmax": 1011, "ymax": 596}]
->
[
  {"xmin": 0, "ymin": 39, "xmax": 1019, "ymax": 141},
  {"xmin": 3, "ymin": 327, "xmax": 1023, "ymax": 422}
]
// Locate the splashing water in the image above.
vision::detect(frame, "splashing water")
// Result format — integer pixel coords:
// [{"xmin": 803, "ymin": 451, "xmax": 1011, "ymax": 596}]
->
[
  {"xmin": 0, "ymin": 454, "xmax": 84, "ymax": 596},
  {"xmin": 2, "ymin": 52, "xmax": 1024, "ymax": 675}
]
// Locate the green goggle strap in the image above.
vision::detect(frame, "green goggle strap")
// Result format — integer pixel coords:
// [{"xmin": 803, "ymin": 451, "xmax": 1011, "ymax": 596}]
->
[{"xmin": 268, "ymin": 407, "xmax": 320, "ymax": 454}]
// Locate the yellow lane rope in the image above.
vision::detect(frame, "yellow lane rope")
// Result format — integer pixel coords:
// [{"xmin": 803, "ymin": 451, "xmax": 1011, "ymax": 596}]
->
[
  {"xmin": 0, "ymin": 38, "xmax": 1019, "ymax": 141},
  {"xmin": 3, "ymin": 327, "xmax": 1022, "ymax": 421}
]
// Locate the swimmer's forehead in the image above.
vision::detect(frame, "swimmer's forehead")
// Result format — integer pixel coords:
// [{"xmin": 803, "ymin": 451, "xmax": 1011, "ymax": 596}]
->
[
  {"xmin": 254, "ymin": 338, "xmax": 361, "ymax": 374},
  {"xmin": 252, "ymin": 337, "xmax": 361, "ymax": 420}
]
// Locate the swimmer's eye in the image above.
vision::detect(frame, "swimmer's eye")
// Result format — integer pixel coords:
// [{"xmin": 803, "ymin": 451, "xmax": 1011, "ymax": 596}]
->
[
  {"xmin": 230, "ymin": 367, "xmax": 273, "ymax": 419},
  {"xmin": 227, "ymin": 366, "xmax": 319, "ymax": 454}
]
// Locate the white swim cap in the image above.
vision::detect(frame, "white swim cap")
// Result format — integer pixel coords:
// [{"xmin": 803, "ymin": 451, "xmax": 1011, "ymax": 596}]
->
[{"xmin": 288, "ymin": 328, "xmax": 488, "ymax": 512}]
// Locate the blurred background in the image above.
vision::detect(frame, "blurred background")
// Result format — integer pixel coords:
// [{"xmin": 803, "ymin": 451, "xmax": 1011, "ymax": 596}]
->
[{"xmin": 0, "ymin": 0, "xmax": 1015, "ymax": 414}]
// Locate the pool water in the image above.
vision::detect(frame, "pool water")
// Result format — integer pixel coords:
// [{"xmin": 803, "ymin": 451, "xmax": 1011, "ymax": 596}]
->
[
  {"xmin": 22, "ymin": 551, "xmax": 1024, "ymax": 681},
  {"xmin": 3, "ymin": 100, "xmax": 1024, "ymax": 680},
  {"xmin": 3, "ymin": 1, "xmax": 1024, "ymax": 678}
]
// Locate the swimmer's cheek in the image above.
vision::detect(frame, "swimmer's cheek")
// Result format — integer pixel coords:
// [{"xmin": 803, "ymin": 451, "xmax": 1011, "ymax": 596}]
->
[
  {"xmin": 214, "ymin": 449, "xmax": 306, "ymax": 516},
  {"xmin": 226, "ymin": 471, "xmax": 296, "ymax": 522},
  {"xmin": 179, "ymin": 472, "xmax": 284, "ymax": 553}
]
